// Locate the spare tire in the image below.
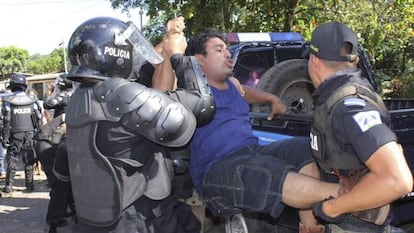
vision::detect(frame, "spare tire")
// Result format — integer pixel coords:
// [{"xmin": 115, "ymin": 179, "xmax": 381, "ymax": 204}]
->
[{"xmin": 255, "ymin": 59, "xmax": 314, "ymax": 116}]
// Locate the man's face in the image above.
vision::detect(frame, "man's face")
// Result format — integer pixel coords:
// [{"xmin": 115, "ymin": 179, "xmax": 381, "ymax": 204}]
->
[{"xmin": 196, "ymin": 37, "xmax": 233, "ymax": 83}]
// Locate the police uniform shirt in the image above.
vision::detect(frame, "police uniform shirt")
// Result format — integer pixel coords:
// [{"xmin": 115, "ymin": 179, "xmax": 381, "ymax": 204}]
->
[{"xmin": 314, "ymin": 71, "xmax": 397, "ymax": 164}]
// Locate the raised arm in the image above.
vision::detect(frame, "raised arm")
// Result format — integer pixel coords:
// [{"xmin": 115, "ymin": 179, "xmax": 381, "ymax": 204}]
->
[{"xmin": 152, "ymin": 16, "xmax": 187, "ymax": 91}]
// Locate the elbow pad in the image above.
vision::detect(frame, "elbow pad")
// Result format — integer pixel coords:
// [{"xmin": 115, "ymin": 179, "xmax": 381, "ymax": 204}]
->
[
  {"xmin": 170, "ymin": 54, "xmax": 216, "ymax": 126},
  {"xmin": 45, "ymin": 93, "xmax": 69, "ymax": 109}
]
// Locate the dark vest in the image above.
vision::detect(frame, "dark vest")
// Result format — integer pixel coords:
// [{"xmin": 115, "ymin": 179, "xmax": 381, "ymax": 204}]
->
[
  {"xmin": 65, "ymin": 78, "xmax": 194, "ymax": 227},
  {"xmin": 4, "ymin": 92, "xmax": 37, "ymax": 132},
  {"xmin": 311, "ymin": 82, "xmax": 390, "ymax": 175}
]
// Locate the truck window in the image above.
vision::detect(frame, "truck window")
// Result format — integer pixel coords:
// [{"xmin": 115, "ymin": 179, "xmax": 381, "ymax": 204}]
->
[{"xmin": 233, "ymin": 49, "xmax": 274, "ymax": 87}]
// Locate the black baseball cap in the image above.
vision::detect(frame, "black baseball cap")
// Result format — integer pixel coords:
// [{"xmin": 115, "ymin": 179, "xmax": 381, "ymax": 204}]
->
[{"xmin": 309, "ymin": 22, "xmax": 358, "ymax": 62}]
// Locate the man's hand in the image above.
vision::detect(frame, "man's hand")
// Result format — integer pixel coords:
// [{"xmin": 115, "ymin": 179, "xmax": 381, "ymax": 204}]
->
[
  {"xmin": 166, "ymin": 16, "xmax": 185, "ymax": 34},
  {"xmin": 162, "ymin": 16, "xmax": 187, "ymax": 57},
  {"xmin": 312, "ymin": 197, "xmax": 345, "ymax": 224},
  {"xmin": 47, "ymin": 83, "xmax": 54, "ymax": 97},
  {"xmin": 268, "ymin": 95, "xmax": 287, "ymax": 120}
]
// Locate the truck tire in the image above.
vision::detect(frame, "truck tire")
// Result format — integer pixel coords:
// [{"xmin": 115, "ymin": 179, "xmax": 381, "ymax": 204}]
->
[{"xmin": 256, "ymin": 59, "xmax": 314, "ymax": 116}]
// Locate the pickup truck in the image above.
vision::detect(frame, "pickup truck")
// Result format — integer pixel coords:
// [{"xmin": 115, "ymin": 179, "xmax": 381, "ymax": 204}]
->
[{"xmin": 222, "ymin": 32, "xmax": 414, "ymax": 233}]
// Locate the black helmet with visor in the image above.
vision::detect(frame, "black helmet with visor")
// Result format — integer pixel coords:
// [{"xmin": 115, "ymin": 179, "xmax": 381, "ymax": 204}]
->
[{"xmin": 67, "ymin": 17, "xmax": 163, "ymax": 82}]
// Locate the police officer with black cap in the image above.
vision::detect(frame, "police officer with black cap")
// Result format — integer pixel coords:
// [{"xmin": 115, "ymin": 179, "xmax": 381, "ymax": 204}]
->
[
  {"xmin": 1, "ymin": 73, "xmax": 43, "ymax": 193},
  {"xmin": 307, "ymin": 22, "xmax": 413, "ymax": 232}
]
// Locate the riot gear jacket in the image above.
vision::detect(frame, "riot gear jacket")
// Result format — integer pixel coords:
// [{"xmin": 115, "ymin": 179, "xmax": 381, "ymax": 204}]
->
[
  {"xmin": 2, "ymin": 92, "xmax": 41, "ymax": 135},
  {"xmin": 65, "ymin": 78, "xmax": 197, "ymax": 226}
]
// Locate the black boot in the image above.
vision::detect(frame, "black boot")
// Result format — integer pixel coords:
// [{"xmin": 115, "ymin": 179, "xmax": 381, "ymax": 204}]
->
[
  {"xmin": 2, "ymin": 185, "xmax": 12, "ymax": 193},
  {"xmin": 48, "ymin": 219, "xmax": 67, "ymax": 233},
  {"xmin": 25, "ymin": 164, "xmax": 34, "ymax": 192},
  {"xmin": 3, "ymin": 167, "xmax": 15, "ymax": 193},
  {"xmin": 25, "ymin": 183, "xmax": 34, "ymax": 192},
  {"xmin": 48, "ymin": 226, "xmax": 57, "ymax": 233}
]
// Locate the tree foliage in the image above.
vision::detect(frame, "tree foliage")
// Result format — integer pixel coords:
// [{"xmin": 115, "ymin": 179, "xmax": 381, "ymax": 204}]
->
[
  {"xmin": 2, "ymin": 0, "xmax": 413, "ymax": 97},
  {"xmin": 0, "ymin": 46, "xmax": 29, "ymax": 78},
  {"xmin": 27, "ymin": 48, "xmax": 66, "ymax": 74},
  {"xmin": 109, "ymin": 0, "xmax": 413, "ymax": 96},
  {"xmin": 0, "ymin": 46, "xmax": 66, "ymax": 77}
]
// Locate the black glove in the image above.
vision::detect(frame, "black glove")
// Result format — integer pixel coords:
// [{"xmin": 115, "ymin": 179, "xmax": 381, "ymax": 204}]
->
[
  {"xmin": 1, "ymin": 139, "xmax": 9, "ymax": 148},
  {"xmin": 313, "ymin": 197, "xmax": 345, "ymax": 224}
]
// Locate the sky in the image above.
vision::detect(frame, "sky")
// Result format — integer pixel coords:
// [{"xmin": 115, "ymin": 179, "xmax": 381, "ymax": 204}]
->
[{"xmin": 0, "ymin": 0, "xmax": 148, "ymax": 55}]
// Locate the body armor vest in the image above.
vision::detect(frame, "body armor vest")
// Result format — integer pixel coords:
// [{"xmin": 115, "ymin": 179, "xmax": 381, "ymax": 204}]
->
[
  {"xmin": 311, "ymin": 82, "xmax": 390, "ymax": 174},
  {"xmin": 3, "ymin": 93, "xmax": 37, "ymax": 133},
  {"xmin": 65, "ymin": 78, "xmax": 195, "ymax": 227}
]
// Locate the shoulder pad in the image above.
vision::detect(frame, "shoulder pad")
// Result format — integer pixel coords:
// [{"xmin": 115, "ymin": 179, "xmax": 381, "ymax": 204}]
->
[
  {"xmin": 5, "ymin": 93, "xmax": 36, "ymax": 105},
  {"xmin": 93, "ymin": 78, "xmax": 148, "ymax": 118},
  {"xmin": 343, "ymin": 97, "xmax": 366, "ymax": 108},
  {"xmin": 65, "ymin": 86, "xmax": 108, "ymax": 127},
  {"xmin": 67, "ymin": 78, "xmax": 155, "ymax": 127}
]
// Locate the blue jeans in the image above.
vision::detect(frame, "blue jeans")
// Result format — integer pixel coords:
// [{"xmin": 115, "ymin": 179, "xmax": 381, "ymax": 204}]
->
[
  {"xmin": 0, "ymin": 144, "xmax": 6, "ymax": 174},
  {"xmin": 201, "ymin": 137, "xmax": 314, "ymax": 218}
]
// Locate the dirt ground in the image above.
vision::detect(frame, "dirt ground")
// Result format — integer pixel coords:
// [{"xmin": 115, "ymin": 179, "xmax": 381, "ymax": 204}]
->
[
  {"xmin": 0, "ymin": 170, "xmax": 73, "ymax": 233},
  {"xmin": 1, "ymin": 171, "xmax": 412, "ymax": 233},
  {"xmin": 0, "ymin": 170, "xmax": 221, "ymax": 233}
]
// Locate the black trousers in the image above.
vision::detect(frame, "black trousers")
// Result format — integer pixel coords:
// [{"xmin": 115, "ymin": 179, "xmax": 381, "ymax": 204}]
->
[
  {"xmin": 46, "ymin": 139, "xmax": 75, "ymax": 227},
  {"xmin": 5, "ymin": 131, "xmax": 36, "ymax": 189}
]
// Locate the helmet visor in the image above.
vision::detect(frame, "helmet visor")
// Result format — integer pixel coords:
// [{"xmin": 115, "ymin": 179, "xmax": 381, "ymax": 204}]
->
[{"xmin": 117, "ymin": 22, "xmax": 163, "ymax": 66}]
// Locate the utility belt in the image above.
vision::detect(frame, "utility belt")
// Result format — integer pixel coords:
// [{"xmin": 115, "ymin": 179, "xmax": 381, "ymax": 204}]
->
[{"xmin": 325, "ymin": 168, "xmax": 391, "ymax": 226}]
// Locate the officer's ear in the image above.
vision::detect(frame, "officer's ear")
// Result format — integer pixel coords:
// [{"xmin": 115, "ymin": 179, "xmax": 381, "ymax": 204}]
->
[{"xmin": 308, "ymin": 54, "xmax": 319, "ymax": 71}]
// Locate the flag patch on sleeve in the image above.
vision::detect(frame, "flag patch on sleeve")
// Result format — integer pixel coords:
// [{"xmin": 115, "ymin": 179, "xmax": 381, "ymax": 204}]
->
[
  {"xmin": 352, "ymin": 110, "xmax": 382, "ymax": 132},
  {"xmin": 344, "ymin": 97, "xmax": 366, "ymax": 107}
]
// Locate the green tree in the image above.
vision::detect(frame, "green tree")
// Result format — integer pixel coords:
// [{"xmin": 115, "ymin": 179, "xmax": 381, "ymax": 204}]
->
[
  {"xmin": 0, "ymin": 46, "xmax": 29, "ymax": 78},
  {"xmin": 27, "ymin": 48, "xmax": 66, "ymax": 74},
  {"xmin": 109, "ymin": 0, "xmax": 414, "ymax": 97}
]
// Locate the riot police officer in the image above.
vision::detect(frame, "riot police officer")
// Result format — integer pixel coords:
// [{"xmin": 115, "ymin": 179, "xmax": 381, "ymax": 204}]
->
[
  {"xmin": 1, "ymin": 74, "xmax": 43, "ymax": 193},
  {"xmin": 36, "ymin": 74, "xmax": 72, "ymax": 183},
  {"xmin": 44, "ymin": 74, "xmax": 73, "ymax": 118},
  {"xmin": 34, "ymin": 74, "xmax": 74, "ymax": 233},
  {"xmin": 64, "ymin": 16, "xmax": 215, "ymax": 232}
]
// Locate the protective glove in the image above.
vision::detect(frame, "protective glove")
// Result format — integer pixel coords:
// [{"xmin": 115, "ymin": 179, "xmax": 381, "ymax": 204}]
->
[
  {"xmin": 1, "ymin": 139, "xmax": 9, "ymax": 148},
  {"xmin": 312, "ymin": 197, "xmax": 345, "ymax": 224}
]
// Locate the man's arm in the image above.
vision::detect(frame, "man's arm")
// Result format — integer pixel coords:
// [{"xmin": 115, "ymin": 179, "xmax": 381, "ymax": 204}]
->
[
  {"xmin": 229, "ymin": 77, "xmax": 287, "ymax": 120},
  {"xmin": 322, "ymin": 141, "xmax": 413, "ymax": 217},
  {"xmin": 152, "ymin": 16, "xmax": 186, "ymax": 91}
]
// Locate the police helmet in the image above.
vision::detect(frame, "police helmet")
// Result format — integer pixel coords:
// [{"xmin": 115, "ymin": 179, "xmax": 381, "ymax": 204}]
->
[
  {"xmin": 56, "ymin": 74, "xmax": 73, "ymax": 91},
  {"xmin": 9, "ymin": 73, "xmax": 27, "ymax": 91},
  {"xmin": 67, "ymin": 16, "xmax": 163, "ymax": 82}
]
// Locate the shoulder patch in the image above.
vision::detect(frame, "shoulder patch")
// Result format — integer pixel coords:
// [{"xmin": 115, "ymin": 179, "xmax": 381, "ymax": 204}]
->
[
  {"xmin": 352, "ymin": 110, "xmax": 382, "ymax": 132},
  {"xmin": 344, "ymin": 97, "xmax": 366, "ymax": 107}
]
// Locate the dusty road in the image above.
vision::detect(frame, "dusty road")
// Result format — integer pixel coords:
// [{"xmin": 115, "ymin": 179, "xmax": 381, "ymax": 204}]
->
[
  {"xmin": 0, "ymin": 171, "xmax": 72, "ymax": 233},
  {"xmin": 0, "ymin": 171, "xmax": 222, "ymax": 233}
]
